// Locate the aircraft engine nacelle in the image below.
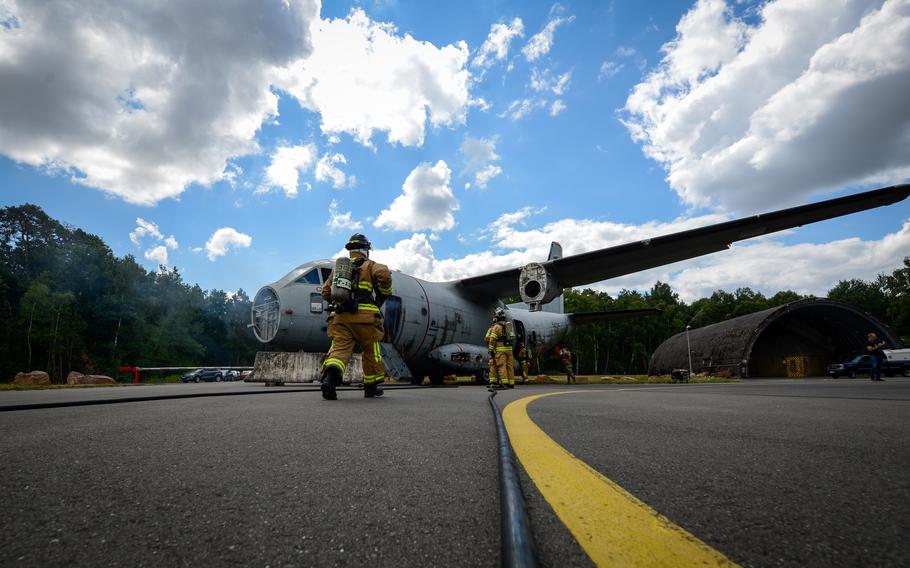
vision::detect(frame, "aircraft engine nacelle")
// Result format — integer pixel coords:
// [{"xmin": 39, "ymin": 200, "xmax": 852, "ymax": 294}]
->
[{"xmin": 519, "ymin": 262, "xmax": 561, "ymax": 312}]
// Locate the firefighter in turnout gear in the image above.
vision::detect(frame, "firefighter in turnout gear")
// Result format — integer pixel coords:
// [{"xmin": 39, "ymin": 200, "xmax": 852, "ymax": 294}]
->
[
  {"xmin": 485, "ymin": 307, "xmax": 516, "ymax": 390},
  {"xmin": 320, "ymin": 233, "xmax": 393, "ymax": 400}
]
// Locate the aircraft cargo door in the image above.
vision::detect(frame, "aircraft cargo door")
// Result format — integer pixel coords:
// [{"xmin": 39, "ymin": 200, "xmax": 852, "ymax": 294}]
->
[
  {"xmin": 512, "ymin": 319, "xmax": 526, "ymax": 356},
  {"xmin": 382, "ymin": 296, "xmax": 403, "ymax": 343}
]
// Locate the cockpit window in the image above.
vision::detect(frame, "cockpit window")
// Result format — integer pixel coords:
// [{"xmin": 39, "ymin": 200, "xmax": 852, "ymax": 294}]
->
[
  {"xmin": 320, "ymin": 267, "xmax": 332, "ymax": 283},
  {"xmin": 295, "ymin": 269, "xmax": 321, "ymax": 285}
]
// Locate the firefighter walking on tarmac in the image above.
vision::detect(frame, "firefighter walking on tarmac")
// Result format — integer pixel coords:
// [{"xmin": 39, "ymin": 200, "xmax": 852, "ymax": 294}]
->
[
  {"xmin": 320, "ymin": 233, "xmax": 393, "ymax": 400},
  {"xmin": 485, "ymin": 307, "xmax": 516, "ymax": 391}
]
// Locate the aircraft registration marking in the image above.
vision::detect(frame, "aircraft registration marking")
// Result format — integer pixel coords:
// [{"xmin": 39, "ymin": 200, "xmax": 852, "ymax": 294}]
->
[{"xmin": 502, "ymin": 391, "xmax": 740, "ymax": 567}]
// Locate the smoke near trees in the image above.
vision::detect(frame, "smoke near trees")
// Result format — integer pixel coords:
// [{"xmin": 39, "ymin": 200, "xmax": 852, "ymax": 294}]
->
[{"xmin": 0, "ymin": 204, "xmax": 259, "ymax": 383}]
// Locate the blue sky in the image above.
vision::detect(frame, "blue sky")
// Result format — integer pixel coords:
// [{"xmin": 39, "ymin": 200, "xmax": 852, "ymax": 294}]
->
[{"xmin": 1, "ymin": 0, "xmax": 909, "ymax": 301}]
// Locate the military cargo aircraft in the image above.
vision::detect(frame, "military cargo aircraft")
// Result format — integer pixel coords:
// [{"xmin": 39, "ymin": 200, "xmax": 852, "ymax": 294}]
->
[{"xmin": 251, "ymin": 184, "xmax": 909, "ymax": 384}]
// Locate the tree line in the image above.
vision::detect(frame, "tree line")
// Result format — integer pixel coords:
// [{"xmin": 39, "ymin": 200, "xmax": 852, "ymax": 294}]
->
[
  {"xmin": 0, "ymin": 204, "xmax": 260, "ymax": 382},
  {"xmin": 1, "ymin": 203, "xmax": 908, "ymax": 381},
  {"xmin": 550, "ymin": 260, "xmax": 910, "ymax": 375}
]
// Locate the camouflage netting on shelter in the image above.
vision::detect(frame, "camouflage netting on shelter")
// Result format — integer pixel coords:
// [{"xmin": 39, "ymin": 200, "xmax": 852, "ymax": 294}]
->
[{"xmin": 648, "ymin": 299, "xmax": 902, "ymax": 378}]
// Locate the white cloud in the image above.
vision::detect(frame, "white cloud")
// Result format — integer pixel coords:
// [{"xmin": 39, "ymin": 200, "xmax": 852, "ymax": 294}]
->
[
  {"xmin": 460, "ymin": 136, "xmax": 503, "ymax": 189},
  {"xmin": 0, "ymin": 0, "xmax": 318, "ymax": 205},
  {"xmin": 368, "ymin": 206, "xmax": 910, "ymax": 303},
  {"xmin": 144, "ymin": 245, "xmax": 168, "ymax": 267},
  {"xmin": 624, "ymin": 0, "xmax": 910, "ymax": 213},
  {"xmin": 204, "ymin": 227, "xmax": 252, "ymax": 261},
  {"xmin": 327, "ymin": 199, "xmax": 362, "ymax": 231},
  {"xmin": 472, "ymin": 17, "xmax": 524, "ymax": 69},
  {"xmin": 274, "ymin": 8, "xmax": 470, "ymax": 148},
  {"xmin": 259, "ymin": 144, "xmax": 318, "ymax": 197},
  {"xmin": 500, "ymin": 98, "xmax": 548, "ymax": 121},
  {"xmin": 129, "ymin": 218, "xmax": 163, "ymax": 246},
  {"xmin": 374, "ymin": 160, "xmax": 459, "ymax": 231},
  {"xmin": 598, "ymin": 61, "xmax": 624, "ymax": 80},
  {"xmin": 529, "ymin": 68, "xmax": 572, "ymax": 95},
  {"xmin": 315, "ymin": 152, "xmax": 351, "ymax": 188},
  {"xmin": 522, "ymin": 7, "xmax": 575, "ymax": 62},
  {"xmin": 550, "ymin": 100, "xmax": 566, "ymax": 116},
  {"xmin": 164, "ymin": 235, "xmax": 179, "ymax": 249}
]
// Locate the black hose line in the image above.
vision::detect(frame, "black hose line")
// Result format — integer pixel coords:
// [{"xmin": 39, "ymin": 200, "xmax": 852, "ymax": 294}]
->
[
  {"xmin": 0, "ymin": 384, "xmax": 457, "ymax": 412},
  {"xmin": 488, "ymin": 391, "xmax": 539, "ymax": 568}
]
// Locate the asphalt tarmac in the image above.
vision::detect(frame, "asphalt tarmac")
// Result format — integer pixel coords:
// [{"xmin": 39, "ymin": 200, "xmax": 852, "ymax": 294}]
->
[{"xmin": 1, "ymin": 378, "xmax": 908, "ymax": 567}]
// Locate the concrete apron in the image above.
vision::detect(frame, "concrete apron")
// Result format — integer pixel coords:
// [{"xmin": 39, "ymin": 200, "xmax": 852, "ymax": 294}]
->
[{"xmin": 251, "ymin": 351, "xmax": 364, "ymax": 386}]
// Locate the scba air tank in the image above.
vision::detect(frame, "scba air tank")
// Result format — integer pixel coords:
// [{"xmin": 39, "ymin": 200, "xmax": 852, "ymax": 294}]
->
[{"xmin": 331, "ymin": 257, "xmax": 353, "ymax": 302}]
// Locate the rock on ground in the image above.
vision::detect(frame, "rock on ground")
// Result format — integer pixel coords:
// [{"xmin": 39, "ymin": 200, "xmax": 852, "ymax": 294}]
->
[
  {"xmin": 66, "ymin": 371, "xmax": 116, "ymax": 385},
  {"xmin": 14, "ymin": 371, "xmax": 50, "ymax": 385}
]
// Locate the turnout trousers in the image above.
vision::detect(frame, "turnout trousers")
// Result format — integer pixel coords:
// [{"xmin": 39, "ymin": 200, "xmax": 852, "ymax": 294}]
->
[
  {"xmin": 493, "ymin": 350, "xmax": 515, "ymax": 386},
  {"xmin": 322, "ymin": 319, "xmax": 386, "ymax": 385}
]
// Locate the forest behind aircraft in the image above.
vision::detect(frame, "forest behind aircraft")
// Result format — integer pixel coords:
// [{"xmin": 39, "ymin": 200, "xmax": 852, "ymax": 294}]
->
[{"xmin": 252, "ymin": 184, "xmax": 910, "ymax": 383}]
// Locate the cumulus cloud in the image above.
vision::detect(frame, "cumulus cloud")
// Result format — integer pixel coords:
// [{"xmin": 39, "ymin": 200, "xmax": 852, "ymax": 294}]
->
[
  {"xmin": 522, "ymin": 6, "xmax": 575, "ymax": 62},
  {"xmin": 261, "ymin": 145, "xmax": 317, "ymax": 196},
  {"xmin": 472, "ymin": 17, "xmax": 524, "ymax": 69},
  {"xmin": 530, "ymin": 68, "xmax": 572, "ymax": 95},
  {"xmin": 326, "ymin": 199, "xmax": 362, "ymax": 231},
  {"xmin": 550, "ymin": 100, "xmax": 566, "ymax": 116},
  {"xmin": 624, "ymin": 0, "xmax": 910, "ymax": 213},
  {"xmin": 0, "ymin": 0, "xmax": 318, "ymax": 205},
  {"xmin": 374, "ymin": 160, "xmax": 459, "ymax": 231},
  {"xmin": 315, "ymin": 152, "xmax": 351, "ymax": 188},
  {"xmin": 204, "ymin": 227, "xmax": 252, "ymax": 261},
  {"xmin": 130, "ymin": 218, "xmax": 177, "ymax": 253},
  {"xmin": 259, "ymin": 144, "xmax": 318, "ymax": 197},
  {"xmin": 460, "ymin": 136, "xmax": 503, "ymax": 189},
  {"xmin": 144, "ymin": 246, "xmax": 168, "ymax": 267},
  {"xmin": 274, "ymin": 9, "xmax": 470, "ymax": 148},
  {"xmin": 130, "ymin": 218, "xmax": 163, "ymax": 246},
  {"xmin": 367, "ymin": 206, "xmax": 910, "ymax": 302}
]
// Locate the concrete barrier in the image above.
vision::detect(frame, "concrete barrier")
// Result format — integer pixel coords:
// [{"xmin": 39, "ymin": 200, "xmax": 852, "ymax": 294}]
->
[{"xmin": 251, "ymin": 352, "xmax": 364, "ymax": 386}]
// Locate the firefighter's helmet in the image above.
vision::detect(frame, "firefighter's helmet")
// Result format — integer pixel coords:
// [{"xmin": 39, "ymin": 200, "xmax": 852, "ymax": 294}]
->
[
  {"xmin": 345, "ymin": 233, "xmax": 372, "ymax": 251},
  {"xmin": 494, "ymin": 307, "xmax": 506, "ymax": 321}
]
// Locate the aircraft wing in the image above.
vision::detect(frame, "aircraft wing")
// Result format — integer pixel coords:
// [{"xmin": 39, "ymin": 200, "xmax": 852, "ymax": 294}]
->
[
  {"xmin": 569, "ymin": 308, "xmax": 661, "ymax": 325},
  {"xmin": 455, "ymin": 184, "xmax": 910, "ymax": 300}
]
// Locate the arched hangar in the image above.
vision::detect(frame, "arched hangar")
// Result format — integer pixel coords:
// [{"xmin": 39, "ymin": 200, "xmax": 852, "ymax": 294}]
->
[{"xmin": 648, "ymin": 298, "xmax": 902, "ymax": 378}]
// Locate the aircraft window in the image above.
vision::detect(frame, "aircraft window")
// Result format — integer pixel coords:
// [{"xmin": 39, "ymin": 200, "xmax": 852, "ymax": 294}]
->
[
  {"xmin": 320, "ymin": 268, "xmax": 332, "ymax": 283},
  {"xmin": 296, "ymin": 269, "xmax": 321, "ymax": 285},
  {"xmin": 310, "ymin": 292, "xmax": 324, "ymax": 313}
]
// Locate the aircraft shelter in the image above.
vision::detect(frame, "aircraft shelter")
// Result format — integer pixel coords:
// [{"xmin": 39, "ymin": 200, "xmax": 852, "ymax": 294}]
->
[{"xmin": 648, "ymin": 298, "xmax": 902, "ymax": 378}]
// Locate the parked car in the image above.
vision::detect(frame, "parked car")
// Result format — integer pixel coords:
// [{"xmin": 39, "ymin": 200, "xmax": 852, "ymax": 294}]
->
[
  {"xmin": 828, "ymin": 355, "xmax": 910, "ymax": 378},
  {"xmin": 181, "ymin": 368, "xmax": 226, "ymax": 383},
  {"xmin": 222, "ymin": 370, "xmax": 241, "ymax": 381}
]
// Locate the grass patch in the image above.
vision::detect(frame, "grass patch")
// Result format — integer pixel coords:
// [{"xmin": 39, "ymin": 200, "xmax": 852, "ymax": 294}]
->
[{"xmin": 0, "ymin": 383, "xmax": 136, "ymax": 391}]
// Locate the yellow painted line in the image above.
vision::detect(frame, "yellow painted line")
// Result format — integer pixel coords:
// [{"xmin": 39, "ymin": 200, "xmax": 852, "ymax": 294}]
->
[{"xmin": 502, "ymin": 391, "xmax": 740, "ymax": 567}]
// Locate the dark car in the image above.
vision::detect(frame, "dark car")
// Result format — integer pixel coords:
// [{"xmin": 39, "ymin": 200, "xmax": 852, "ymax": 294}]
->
[
  {"xmin": 828, "ymin": 355, "xmax": 910, "ymax": 378},
  {"xmin": 181, "ymin": 368, "xmax": 225, "ymax": 383}
]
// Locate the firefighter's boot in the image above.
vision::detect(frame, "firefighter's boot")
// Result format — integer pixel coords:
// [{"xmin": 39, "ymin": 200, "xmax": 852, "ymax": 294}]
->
[
  {"xmin": 321, "ymin": 367, "xmax": 342, "ymax": 401},
  {"xmin": 364, "ymin": 383, "xmax": 384, "ymax": 398}
]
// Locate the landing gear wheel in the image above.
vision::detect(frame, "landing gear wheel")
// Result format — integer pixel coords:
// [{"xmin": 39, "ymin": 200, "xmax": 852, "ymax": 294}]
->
[
  {"xmin": 474, "ymin": 370, "xmax": 489, "ymax": 385},
  {"xmin": 410, "ymin": 376, "xmax": 424, "ymax": 386},
  {"xmin": 429, "ymin": 373, "xmax": 444, "ymax": 386}
]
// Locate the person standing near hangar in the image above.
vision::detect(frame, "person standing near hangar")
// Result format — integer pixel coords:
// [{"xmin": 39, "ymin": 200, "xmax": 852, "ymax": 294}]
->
[
  {"xmin": 866, "ymin": 331, "xmax": 886, "ymax": 382},
  {"xmin": 320, "ymin": 234, "xmax": 393, "ymax": 400}
]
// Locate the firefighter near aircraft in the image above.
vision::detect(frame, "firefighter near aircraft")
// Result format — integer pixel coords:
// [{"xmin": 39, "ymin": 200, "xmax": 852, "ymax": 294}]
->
[{"xmin": 250, "ymin": 184, "xmax": 910, "ymax": 385}]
